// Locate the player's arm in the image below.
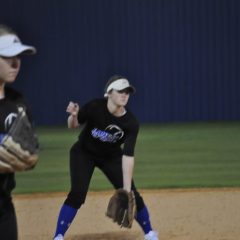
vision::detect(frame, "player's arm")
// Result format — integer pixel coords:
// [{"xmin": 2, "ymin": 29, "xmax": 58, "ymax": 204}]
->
[
  {"xmin": 66, "ymin": 101, "xmax": 80, "ymax": 128},
  {"xmin": 122, "ymin": 121, "xmax": 139, "ymax": 192},
  {"xmin": 122, "ymin": 155, "xmax": 134, "ymax": 192}
]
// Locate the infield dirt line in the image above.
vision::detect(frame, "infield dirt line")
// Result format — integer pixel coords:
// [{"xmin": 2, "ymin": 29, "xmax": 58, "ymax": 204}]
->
[{"xmin": 14, "ymin": 188, "xmax": 240, "ymax": 240}]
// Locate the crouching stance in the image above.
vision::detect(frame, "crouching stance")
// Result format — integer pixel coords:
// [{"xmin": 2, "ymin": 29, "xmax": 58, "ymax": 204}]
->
[{"xmin": 53, "ymin": 75, "xmax": 158, "ymax": 240}]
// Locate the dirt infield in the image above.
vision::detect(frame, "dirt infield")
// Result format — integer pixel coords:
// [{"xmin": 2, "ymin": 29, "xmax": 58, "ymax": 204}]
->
[{"xmin": 13, "ymin": 188, "xmax": 240, "ymax": 240}]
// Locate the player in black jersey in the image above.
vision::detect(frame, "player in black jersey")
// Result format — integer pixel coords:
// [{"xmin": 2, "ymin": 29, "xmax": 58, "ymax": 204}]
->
[
  {"xmin": 53, "ymin": 76, "xmax": 158, "ymax": 240},
  {"xmin": 0, "ymin": 24, "xmax": 36, "ymax": 240}
]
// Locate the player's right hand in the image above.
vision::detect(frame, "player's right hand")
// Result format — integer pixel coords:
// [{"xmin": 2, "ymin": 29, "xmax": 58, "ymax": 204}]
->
[{"xmin": 66, "ymin": 101, "xmax": 80, "ymax": 116}]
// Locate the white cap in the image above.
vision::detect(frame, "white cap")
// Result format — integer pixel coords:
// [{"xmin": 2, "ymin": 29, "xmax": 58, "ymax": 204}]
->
[
  {"xmin": 0, "ymin": 34, "xmax": 36, "ymax": 57},
  {"xmin": 104, "ymin": 78, "xmax": 136, "ymax": 97}
]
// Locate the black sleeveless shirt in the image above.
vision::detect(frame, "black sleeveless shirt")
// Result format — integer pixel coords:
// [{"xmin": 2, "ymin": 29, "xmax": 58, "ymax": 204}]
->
[{"xmin": 77, "ymin": 98, "xmax": 139, "ymax": 158}]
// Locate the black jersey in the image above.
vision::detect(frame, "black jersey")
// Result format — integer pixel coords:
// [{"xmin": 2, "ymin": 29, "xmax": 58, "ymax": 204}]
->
[
  {"xmin": 77, "ymin": 98, "xmax": 139, "ymax": 158},
  {"xmin": 0, "ymin": 87, "xmax": 31, "ymax": 197}
]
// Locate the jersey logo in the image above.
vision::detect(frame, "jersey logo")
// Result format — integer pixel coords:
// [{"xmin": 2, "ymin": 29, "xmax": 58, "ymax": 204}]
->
[
  {"xmin": 4, "ymin": 113, "xmax": 17, "ymax": 131},
  {"xmin": 91, "ymin": 124, "xmax": 124, "ymax": 143}
]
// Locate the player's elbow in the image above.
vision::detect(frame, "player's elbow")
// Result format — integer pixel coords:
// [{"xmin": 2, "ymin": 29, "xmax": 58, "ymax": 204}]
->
[{"xmin": 68, "ymin": 122, "xmax": 79, "ymax": 129}]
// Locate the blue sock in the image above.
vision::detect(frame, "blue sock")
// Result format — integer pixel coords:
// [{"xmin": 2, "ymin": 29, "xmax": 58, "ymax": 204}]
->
[
  {"xmin": 54, "ymin": 204, "xmax": 78, "ymax": 237},
  {"xmin": 135, "ymin": 205, "xmax": 153, "ymax": 234}
]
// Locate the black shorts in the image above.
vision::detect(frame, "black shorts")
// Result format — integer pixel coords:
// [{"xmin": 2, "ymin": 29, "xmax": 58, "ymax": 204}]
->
[
  {"xmin": 0, "ymin": 198, "xmax": 18, "ymax": 240},
  {"xmin": 64, "ymin": 141, "xmax": 145, "ymax": 211}
]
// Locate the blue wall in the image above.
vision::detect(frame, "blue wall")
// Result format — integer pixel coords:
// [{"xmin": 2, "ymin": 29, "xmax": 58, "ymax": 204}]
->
[{"xmin": 1, "ymin": 0, "xmax": 240, "ymax": 125}]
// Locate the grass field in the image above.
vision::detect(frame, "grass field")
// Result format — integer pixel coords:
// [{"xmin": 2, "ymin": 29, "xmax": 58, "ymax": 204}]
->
[{"xmin": 14, "ymin": 122, "xmax": 240, "ymax": 194}]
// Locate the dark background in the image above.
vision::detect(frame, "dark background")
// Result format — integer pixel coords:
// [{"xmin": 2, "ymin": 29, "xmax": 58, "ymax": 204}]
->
[{"xmin": 1, "ymin": 0, "xmax": 240, "ymax": 125}]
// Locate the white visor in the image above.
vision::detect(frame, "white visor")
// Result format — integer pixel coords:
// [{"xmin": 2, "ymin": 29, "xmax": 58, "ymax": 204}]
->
[
  {"xmin": 0, "ymin": 34, "xmax": 36, "ymax": 57},
  {"xmin": 104, "ymin": 78, "xmax": 136, "ymax": 97}
]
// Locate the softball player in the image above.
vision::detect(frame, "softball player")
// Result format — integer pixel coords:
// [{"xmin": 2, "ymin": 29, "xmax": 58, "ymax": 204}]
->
[
  {"xmin": 53, "ymin": 75, "xmax": 158, "ymax": 240},
  {"xmin": 0, "ymin": 24, "xmax": 36, "ymax": 240}
]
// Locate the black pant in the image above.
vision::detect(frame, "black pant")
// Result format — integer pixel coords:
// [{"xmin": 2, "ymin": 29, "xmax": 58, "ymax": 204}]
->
[
  {"xmin": 0, "ymin": 198, "xmax": 17, "ymax": 240},
  {"xmin": 65, "ymin": 141, "xmax": 145, "ymax": 211}
]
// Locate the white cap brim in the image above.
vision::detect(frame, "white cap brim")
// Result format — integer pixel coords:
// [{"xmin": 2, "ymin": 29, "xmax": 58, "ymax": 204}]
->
[
  {"xmin": 0, "ymin": 44, "xmax": 36, "ymax": 57},
  {"xmin": 0, "ymin": 34, "xmax": 36, "ymax": 57},
  {"xmin": 104, "ymin": 78, "xmax": 136, "ymax": 97}
]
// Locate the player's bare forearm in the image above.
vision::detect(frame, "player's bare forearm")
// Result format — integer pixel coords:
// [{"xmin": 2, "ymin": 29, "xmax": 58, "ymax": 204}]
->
[
  {"xmin": 67, "ymin": 115, "xmax": 79, "ymax": 128},
  {"xmin": 122, "ymin": 155, "xmax": 134, "ymax": 192},
  {"xmin": 66, "ymin": 101, "xmax": 80, "ymax": 128}
]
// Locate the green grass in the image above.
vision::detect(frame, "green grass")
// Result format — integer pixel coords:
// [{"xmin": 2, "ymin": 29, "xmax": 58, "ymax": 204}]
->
[{"xmin": 14, "ymin": 122, "xmax": 240, "ymax": 194}]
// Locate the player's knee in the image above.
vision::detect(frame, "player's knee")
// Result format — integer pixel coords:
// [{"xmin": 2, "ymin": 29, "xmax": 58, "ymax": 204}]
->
[
  {"xmin": 64, "ymin": 191, "xmax": 86, "ymax": 209},
  {"xmin": 134, "ymin": 192, "xmax": 145, "ymax": 211}
]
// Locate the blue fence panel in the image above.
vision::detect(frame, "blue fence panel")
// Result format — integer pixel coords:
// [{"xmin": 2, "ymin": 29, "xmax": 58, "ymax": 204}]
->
[{"xmin": 1, "ymin": 0, "xmax": 239, "ymax": 125}]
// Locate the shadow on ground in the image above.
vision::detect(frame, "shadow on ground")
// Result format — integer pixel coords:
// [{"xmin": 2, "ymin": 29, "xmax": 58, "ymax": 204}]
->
[{"xmin": 68, "ymin": 231, "xmax": 139, "ymax": 240}]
